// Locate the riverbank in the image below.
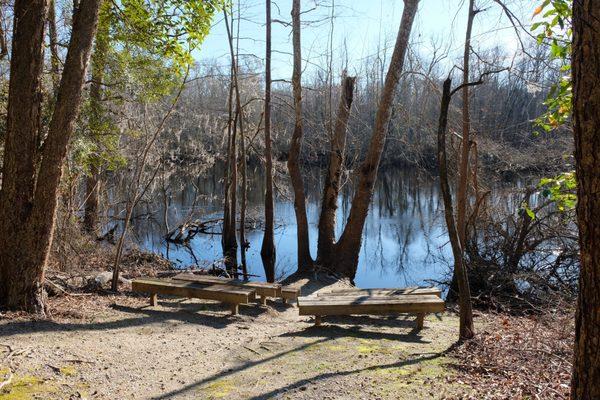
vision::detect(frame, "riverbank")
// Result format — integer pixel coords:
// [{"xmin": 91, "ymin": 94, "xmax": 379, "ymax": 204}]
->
[{"xmin": 0, "ymin": 270, "xmax": 573, "ymax": 399}]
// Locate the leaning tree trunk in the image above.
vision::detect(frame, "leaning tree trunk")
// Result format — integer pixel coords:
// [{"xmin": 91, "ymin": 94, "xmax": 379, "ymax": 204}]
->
[
  {"xmin": 288, "ymin": 0, "xmax": 313, "ymax": 272},
  {"xmin": 448, "ymin": 0, "xmax": 477, "ymax": 302},
  {"xmin": 456, "ymin": 0, "xmax": 476, "ymax": 248},
  {"xmin": 317, "ymin": 75, "xmax": 356, "ymax": 267},
  {"xmin": 571, "ymin": 1, "xmax": 600, "ymax": 398},
  {"xmin": 331, "ymin": 0, "xmax": 419, "ymax": 279},
  {"xmin": 0, "ymin": 0, "xmax": 101, "ymax": 314},
  {"xmin": 437, "ymin": 78, "xmax": 475, "ymax": 340},
  {"xmin": 260, "ymin": 0, "xmax": 276, "ymax": 282}
]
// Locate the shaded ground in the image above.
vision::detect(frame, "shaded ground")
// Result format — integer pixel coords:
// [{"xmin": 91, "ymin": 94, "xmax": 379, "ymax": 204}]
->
[
  {"xmin": 0, "ymin": 275, "xmax": 573, "ymax": 400},
  {"xmin": 0, "ymin": 284, "xmax": 469, "ymax": 399}
]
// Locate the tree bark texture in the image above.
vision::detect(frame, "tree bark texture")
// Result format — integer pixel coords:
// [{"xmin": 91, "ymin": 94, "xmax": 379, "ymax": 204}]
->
[{"xmin": 571, "ymin": 1, "xmax": 600, "ymax": 397}]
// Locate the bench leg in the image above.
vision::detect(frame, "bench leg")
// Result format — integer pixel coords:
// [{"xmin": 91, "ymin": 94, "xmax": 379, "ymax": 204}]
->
[
  {"xmin": 230, "ymin": 303, "xmax": 239, "ymax": 315},
  {"xmin": 149, "ymin": 293, "xmax": 158, "ymax": 307},
  {"xmin": 260, "ymin": 295, "xmax": 267, "ymax": 306},
  {"xmin": 314, "ymin": 315, "xmax": 322, "ymax": 327},
  {"xmin": 282, "ymin": 298, "xmax": 287, "ymax": 305},
  {"xmin": 416, "ymin": 313, "xmax": 425, "ymax": 330}
]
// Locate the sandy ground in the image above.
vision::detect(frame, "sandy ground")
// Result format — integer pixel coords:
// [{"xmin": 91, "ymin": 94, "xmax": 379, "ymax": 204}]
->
[{"xmin": 0, "ymin": 279, "xmax": 470, "ymax": 400}]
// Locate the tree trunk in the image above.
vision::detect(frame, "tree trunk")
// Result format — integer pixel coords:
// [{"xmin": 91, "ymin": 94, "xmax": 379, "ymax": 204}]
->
[
  {"xmin": 0, "ymin": 0, "xmax": 101, "ymax": 314},
  {"xmin": 84, "ymin": 7, "xmax": 109, "ymax": 234},
  {"xmin": 317, "ymin": 75, "xmax": 355, "ymax": 267},
  {"xmin": 224, "ymin": 7, "xmax": 247, "ymax": 278},
  {"xmin": 288, "ymin": 0, "xmax": 314, "ymax": 273},
  {"xmin": 330, "ymin": 0, "xmax": 419, "ymax": 279},
  {"xmin": 437, "ymin": 78, "xmax": 475, "ymax": 340},
  {"xmin": 456, "ymin": 0, "xmax": 476, "ymax": 248},
  {"xmin": 261, "ymin": 0, "xmax": 276, "ymax": 282},
  {"xmin": 447, "ymin": 0, "xmax": 476, "ymax": 303},
  {"xmin": 83, "ymin": 164, "xmax": 100, "ymax": 234},
  {"xmin": 571, "ymin": 1, "xmax": 600, "ymax": 397},
  {"xmin": 222, "ymin": 9, "xmax": 238, "ymax": 276},
  {"xmin": 0, "ymin": 0, "xmax": 49, "ymax": 314}
]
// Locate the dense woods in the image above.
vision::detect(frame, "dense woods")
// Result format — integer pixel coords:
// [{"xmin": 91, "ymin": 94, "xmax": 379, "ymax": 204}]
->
[{"xmin": 0, "ymin": 0, "xmax": 597, "ymax": 398}]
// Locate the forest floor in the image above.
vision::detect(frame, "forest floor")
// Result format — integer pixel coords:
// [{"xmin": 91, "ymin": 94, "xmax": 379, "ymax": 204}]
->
[{"xmin": 0, "ymin": 261, "xmax": 573, "ymax": 400}]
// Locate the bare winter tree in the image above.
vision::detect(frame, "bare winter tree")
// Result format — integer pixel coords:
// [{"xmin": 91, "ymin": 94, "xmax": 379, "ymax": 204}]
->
[
  {"xmin": 322, "ymin": 0, "xmax": 420, "ymax": 278},
  {"xmin": 288, "ymin": 0, "xmax": 314, "ymax": 272},
  {"xmin": 261, "ymin": 0, "xmax": 276, "ymax": 282},
  {"xmin": 222, "ymin": 9, "xmax": 239, "ymax": 276},
  {"xmin": 317, "ymin": 75, "xmax": 356, "ymax": 267},
  {"xmin": 436, "ymin": 78, "xmax": 475, "ymax": 340}
]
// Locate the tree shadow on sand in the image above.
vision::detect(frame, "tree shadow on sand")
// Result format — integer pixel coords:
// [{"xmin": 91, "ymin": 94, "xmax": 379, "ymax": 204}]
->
[{"xmin": 0, "ymin": 297, "xmax": 290, "ymax": 338}]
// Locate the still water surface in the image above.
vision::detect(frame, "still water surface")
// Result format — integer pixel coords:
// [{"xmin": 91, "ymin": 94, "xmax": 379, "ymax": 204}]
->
[{"xmin": 126, "ymin": 166, "xmax": 453, "ymax": 288}]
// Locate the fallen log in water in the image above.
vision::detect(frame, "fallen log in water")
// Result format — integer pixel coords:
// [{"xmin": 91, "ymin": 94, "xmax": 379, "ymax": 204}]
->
[
  {"xmin": 165, "ymin": 218, "xmax": 223, "ymax": 243},
  {"xmin": 165, "ymin": 217, "xmax": 264, "ymax": 244}
]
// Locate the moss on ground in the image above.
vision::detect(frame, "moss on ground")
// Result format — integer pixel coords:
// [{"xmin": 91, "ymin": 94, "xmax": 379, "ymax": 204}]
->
[
  {"xmin": 0, "ymin": 373, "xmax": 57, "ymax": 400},
  {"xmin": 198, "ymin": 378, "xmax": 236, "ymax": 399},
  {"xmin": 59, "ymin": 365, "xmax": 77, "ymax": 377}
]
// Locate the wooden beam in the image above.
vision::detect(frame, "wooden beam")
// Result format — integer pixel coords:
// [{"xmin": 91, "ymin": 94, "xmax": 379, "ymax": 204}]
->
[
  {"xmin": 318, "ymin": 287, "xmax": 442, "ymax": 298},
  {"xmin": 150, "ymin": 293, "xmax": 158, "ymax": 307},
  {"xmin": 416, "ymin": 313, "xmax": 425, "ymax": 330},
  {"xmin": 173, "ymin": 273, "xmax": 281, "ymax": 298}
]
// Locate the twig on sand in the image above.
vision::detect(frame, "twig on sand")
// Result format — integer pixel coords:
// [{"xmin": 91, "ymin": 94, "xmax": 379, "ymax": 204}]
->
[
  {"xmin": 242, "ymin": 345, "xmax": 262, "ymax": 356},
  {"xmin": 64, "ymin": 358, "xmax": 95, "ymax": 364},
  {"xmin": 0, "ymin": 343, "xmax": 13, "ymax": 354}
]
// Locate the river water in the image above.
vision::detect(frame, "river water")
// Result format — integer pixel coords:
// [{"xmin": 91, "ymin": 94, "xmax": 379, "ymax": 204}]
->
[{"xmin": 124, "ymin": 166, "xmax": 454, "ymax": 288}]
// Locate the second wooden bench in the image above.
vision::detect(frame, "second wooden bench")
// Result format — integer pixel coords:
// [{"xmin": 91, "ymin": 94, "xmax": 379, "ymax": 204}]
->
[
  {"xmin": 298, "ymin": 291, "xmax": 445, "ymax": 330},
  {"xmin": 131, "ymin": 277, "xmax": 256, "ymax": 315}
]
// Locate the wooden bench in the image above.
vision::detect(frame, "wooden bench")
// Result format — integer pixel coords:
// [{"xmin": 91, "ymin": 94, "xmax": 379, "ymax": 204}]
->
[
  {"xmin": 172, "ymin": 273, "xmax": 300, "ymax": 305},
  {"xmin": 131, "ymin": 278, "xmax": 256, "ymax": 315},
  {"xmin": 298, "ymin": 293, "xmax": 445, "ymax": 330},
  {"xmin": 318, "ymin": 287, "xmax": 442, "ymax": 298}
]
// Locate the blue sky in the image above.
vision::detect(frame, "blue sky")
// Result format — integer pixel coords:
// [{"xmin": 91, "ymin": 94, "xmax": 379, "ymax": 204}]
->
[{"xmin": 195, "ymin": 0, "xmax": 537, "ymax": 80}]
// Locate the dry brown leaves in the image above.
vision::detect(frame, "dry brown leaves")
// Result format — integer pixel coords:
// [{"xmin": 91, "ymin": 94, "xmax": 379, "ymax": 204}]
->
[{"xmin": 446, "ymin": 312, "xmax": 574, "ymax": 400}]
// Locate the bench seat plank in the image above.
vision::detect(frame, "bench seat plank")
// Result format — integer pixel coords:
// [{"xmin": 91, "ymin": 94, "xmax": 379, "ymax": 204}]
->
[
  {"xmin": 318, "ymin": 287, "xmax": 442, "ymax": 298},
  {"xmin": 172, "ymin": 273, "xmax": 282, "ymax": 298},
  {"xmin": 298, "ymin": 294, "xmax": 445, "ymax": 316},
  {"xmin": 132, "ymin": 278, "xmax": 256, "ymax": 305}
]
